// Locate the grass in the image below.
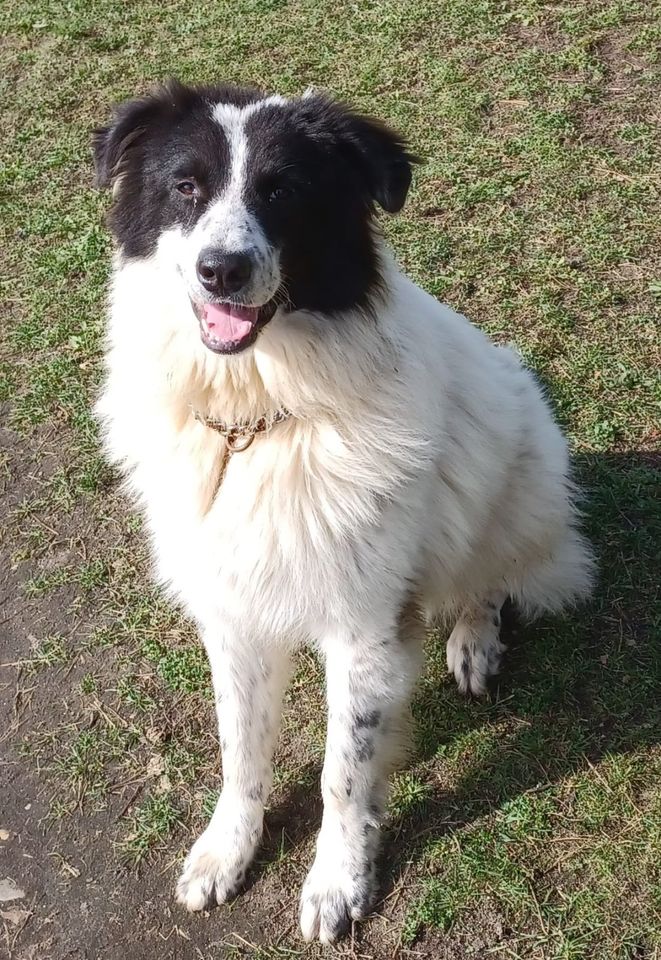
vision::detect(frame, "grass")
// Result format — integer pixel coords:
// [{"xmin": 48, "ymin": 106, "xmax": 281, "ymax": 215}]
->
[
  {"xmin": 25, "ymin": 632, "xmax": 71, "ymax": 668},
  {"xmin": 1, "ymin": 0, "xmax": 659, "ymax": 957},
  {"xmin": 120, "ymin": 793, "xmax": 183, "ymax": 865}
]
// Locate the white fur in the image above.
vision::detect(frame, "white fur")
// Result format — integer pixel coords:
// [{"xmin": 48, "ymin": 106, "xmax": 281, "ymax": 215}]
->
[{"xmin": 97, "ymin": 236, "xmax": 593, "ymax": 940}]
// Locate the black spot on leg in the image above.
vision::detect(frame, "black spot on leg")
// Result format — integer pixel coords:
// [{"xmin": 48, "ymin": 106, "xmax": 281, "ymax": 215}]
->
[
  {"xmin": 348, "ymin": 865, "xmax": 378, "ymax": 918},
  {"xmin": 203, "ymin": 882, "xmax": 217, "ymax": 911},
  {"xmin": 350, "ymin": 711, "xmax": 381, "ymax": 763},
  {"xmin": 354, "ymin": 710, "xmax": 381, "ymax": 730},
  {"xmin": 325, "ymin": 902, "xmax": 352, "ymax": 942},
  {"xmin": 488, "ymin": 645, "xmax": 503, "ymax": 668},
  {"xmin": 356, "ymin": 737, "xmax": 375, "ymax": 762},
  {"xmin": 248, "ymin": 783, "xmax": 264, "ymax": 802},
  {"xmin": 460, "ymin": 644, "xmax": 471, "ymax": 680},
  {"xmin": 346, "ymin": 777, "xmax": 353, "ymax": 797}
]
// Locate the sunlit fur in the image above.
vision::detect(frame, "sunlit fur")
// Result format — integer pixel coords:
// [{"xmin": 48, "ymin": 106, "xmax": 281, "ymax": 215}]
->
[{"xmin": 95, "ymin": 85, "xmax": 594, "ymax": 944}]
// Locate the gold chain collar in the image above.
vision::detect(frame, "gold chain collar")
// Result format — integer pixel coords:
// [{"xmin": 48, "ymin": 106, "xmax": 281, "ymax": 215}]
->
[
  {"xmin": 192, "ymin": 407, "xmax": 291, "ymax": 452},
  {"xmin": 192, "ymin": 407, "xmax": 291, "ymax": 511}
]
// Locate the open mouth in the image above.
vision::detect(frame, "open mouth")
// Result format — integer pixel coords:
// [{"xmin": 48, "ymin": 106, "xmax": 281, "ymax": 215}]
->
[{"xmin": 192, "ymin": 300, "xmax": 277, "ymax": 355}]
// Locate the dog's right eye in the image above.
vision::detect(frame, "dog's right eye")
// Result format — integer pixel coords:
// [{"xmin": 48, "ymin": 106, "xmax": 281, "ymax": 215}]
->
[{"xmin": 176, "ymin": 180, "xmax": 198, "ymax": 198}]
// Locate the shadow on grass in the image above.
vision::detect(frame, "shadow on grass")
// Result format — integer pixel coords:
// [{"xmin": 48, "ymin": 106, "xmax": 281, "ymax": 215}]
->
[
  {"xmin": 381, "ymin": 450, "xmax": 661, "ymax": 893},
  {"xmin": 254, "ymin": 451, "xmax": 660, "ymax": 900}
]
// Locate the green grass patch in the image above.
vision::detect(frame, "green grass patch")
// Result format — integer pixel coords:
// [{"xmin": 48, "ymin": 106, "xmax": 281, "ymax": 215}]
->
[
  {"xmin": 26, "ymin": 633, "xmax": 71, "ymax": 667},
  {"xmin": 120, "ymin": 792, "xmax": 182, "ymax": 864}
]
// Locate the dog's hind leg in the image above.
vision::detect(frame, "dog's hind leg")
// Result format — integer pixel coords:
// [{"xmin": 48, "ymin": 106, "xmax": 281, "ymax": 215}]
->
[
  {"xmin": 446, "ymin": 589, "xmax": 508, "ymax": 696},
  {"xmin": 177, "ymin": 634, "xmax": 292, "ymax": 911}
]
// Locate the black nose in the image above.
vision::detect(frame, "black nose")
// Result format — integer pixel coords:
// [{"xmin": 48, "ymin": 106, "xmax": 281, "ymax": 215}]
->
[{"xmin": 196, "ymin": 249, "xmax": 253, "ymax": 296}]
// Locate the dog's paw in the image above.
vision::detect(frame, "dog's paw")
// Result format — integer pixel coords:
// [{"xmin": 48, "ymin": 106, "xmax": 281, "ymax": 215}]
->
[
  {"xmin": 447, "ymin": 617, "xmax": 505, "ymax": 696},
  {"xmin": 299, "ymin": 855, "xmax": 377, "ymax": 944},
  {"xmin": 176, "ymin": 818, "xmax": 260, "ymax": 912}
]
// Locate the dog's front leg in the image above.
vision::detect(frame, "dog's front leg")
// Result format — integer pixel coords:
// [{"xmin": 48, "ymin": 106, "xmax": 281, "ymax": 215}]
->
[
  {"xmin": 177, "ymin": 633, "xmax": 292, "ymax": 911},
  {"xmin": 300, "ymin": 603, "xmax": 424, "ymax": 943}
]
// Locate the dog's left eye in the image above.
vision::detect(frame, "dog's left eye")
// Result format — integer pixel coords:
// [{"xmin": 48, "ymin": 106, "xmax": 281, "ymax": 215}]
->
[
  {"xmin": 176, "ymin": 180, "xmax": 198, "ymax": 198},
  {"xmin": 267, "ymin": 185, "xmax": 292, "ymax": 203},
  {"xmin": 261, "ymin": 176, "xmax": 299, "ymax": 203}
]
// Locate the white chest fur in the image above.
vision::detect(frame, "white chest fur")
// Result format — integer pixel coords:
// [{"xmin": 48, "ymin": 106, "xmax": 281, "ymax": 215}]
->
[
  {"xmin": 129, "ymin": 402, "xmax": 434, "ymax": 642},
  {"xmin": 97, "ymin": 254, "xmax": 580, "ymax": 645}
]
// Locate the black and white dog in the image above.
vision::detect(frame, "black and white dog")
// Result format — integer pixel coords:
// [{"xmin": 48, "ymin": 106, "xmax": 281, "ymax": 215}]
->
[{"xmin": 93, "ymin": 81, "xmax": 593, "ymax": 943}]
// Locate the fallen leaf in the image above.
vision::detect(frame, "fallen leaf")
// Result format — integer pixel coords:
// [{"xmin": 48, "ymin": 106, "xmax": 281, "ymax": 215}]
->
[
  {"xmin": 145, "ymin": 755, "xmax": 165, "ymax": 778},
  {"xmin": 0, "ymin": 907, "xmax": 30, "ymax": 925},
  {"xmin": 0, "ymin": 878, "xmax": 26, "ymax": 902},
  {"xmin": 156, "ymin": 774, "xmax": 172, "ymax": 794}
]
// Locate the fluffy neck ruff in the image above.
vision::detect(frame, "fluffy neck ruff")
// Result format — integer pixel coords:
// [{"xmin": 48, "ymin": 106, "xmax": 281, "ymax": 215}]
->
[
  {"xmin": 108, "ymin": 247, "xmax": 400, "ymax": 434},
  {"xmin": 180, "ymin": 299, "xmax": 397, "ymax": 428}
]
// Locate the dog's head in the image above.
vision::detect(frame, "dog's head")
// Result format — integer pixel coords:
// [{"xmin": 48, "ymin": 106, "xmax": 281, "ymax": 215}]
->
[{"xmin": 93, "ymin": 81, "xmax": 415, "ymax": 355}]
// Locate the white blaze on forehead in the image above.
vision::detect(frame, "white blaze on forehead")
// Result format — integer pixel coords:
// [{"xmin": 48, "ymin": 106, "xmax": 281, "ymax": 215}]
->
[
  {"xmin": 210, "ymin": 95, "xmax": 288, "ymax": 220},
  {"xmin": 178, "ymin": 95, "xmax": 288, "ymax": 307}
]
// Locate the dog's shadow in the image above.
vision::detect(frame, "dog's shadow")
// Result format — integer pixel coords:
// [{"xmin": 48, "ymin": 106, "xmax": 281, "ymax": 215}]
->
[{"xmin": 254, "ymin": 451, "xmax": 660, "ymax": 904}]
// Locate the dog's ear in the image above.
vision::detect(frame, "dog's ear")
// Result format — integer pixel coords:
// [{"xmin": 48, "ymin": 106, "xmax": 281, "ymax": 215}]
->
[
  {"xmin": 92, "ymin": 98, "xmax": 155, "ymax": 189},
  {"xmin": 92, "ymin": 80, "xmax": 184, "ymax": 189},
  {"xmin": 296, "ymin": 93, "xmax": 417, "ymax": 213}
]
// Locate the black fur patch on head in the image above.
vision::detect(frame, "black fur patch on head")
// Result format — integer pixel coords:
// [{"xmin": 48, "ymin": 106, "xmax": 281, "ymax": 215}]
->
[
  {"xmin": 93, "ymin": 80, "xmax": 416, "ymax": 316},
  {"xmin": 238, "ymin": 93, "xmax": 416, "ymax": 314},
  {"xmin": 289, "ymin": 93, "xmax": 415, "ymax": 214},
  {"xmin": 92, "ymin": 80, "xmax": 263, "ymax": 260}
]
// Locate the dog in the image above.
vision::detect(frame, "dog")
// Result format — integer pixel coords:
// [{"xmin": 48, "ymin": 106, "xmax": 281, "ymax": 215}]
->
[{"xmin": 93, "ymin": 80, "xmax": 594, "ymax": 943}]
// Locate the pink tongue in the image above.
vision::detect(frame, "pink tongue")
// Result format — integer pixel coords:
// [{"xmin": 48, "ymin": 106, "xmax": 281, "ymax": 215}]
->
[{"xmin": 202, "ymin": 302, "xmax": 258, "ymax": 342}]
